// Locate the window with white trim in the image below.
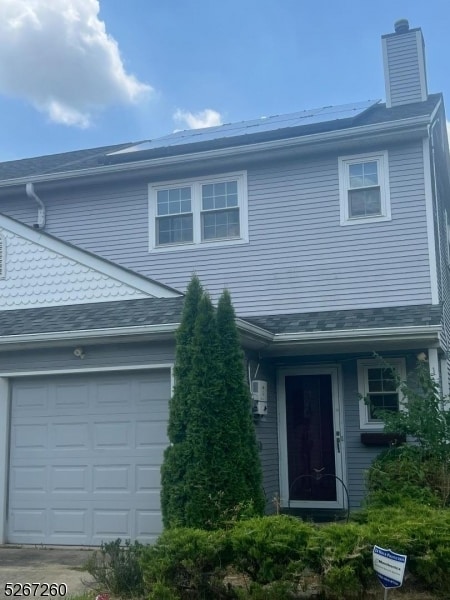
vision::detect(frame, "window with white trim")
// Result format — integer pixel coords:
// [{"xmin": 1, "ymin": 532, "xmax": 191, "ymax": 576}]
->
[
  {"xmin": 358, "ymin": 358, "xmax": 405, "ymax": 429},
  {"xmin": 149, "ymin": 172, "xmax": 248, "ymax": 250},
  {"xmin": 339, "ymin": 152, "xmax": 391, "ymax": 225}
]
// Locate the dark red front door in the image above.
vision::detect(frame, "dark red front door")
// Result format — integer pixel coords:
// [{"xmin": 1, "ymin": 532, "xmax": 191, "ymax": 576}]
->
[{"xmin": 285, "ymin": 374, "xmax": 336, "ymax": 501}]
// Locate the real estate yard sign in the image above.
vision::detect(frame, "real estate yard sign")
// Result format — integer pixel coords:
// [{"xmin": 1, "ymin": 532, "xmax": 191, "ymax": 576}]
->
[{"xmin": 373, "ymin": 545, "xmax": 407, "ymax": 595}]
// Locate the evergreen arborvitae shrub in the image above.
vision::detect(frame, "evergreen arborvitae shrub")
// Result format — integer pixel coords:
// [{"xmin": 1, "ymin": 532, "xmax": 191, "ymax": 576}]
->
[
  {"xmin": 160, "ymin": 275, "xmax": 203, "ymax": 527},
  {"xmin": 183, "ymin": 291, "xmax": 226, "ymax": 527},
  {"xmin": 215, "ymin": 289, "xmax": 265, "ymax": 517},
  {"xmin": 161, "ymin": 276, "xmax": 265, "ymax": 529}
]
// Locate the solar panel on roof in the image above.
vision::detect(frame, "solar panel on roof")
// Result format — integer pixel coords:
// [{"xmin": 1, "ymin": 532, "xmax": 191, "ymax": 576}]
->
[{"xmin": 107, "ymin": 99, "xmax": 380, "ymax": 157}]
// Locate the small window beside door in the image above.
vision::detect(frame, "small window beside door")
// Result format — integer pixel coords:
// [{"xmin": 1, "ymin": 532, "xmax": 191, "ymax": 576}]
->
[{"xmin": 357, "ymin": 358, "xmax": 405, "ymax": 429}]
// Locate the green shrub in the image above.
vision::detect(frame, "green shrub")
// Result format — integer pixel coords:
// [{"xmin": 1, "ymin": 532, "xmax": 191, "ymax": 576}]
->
[
  {"xmin": 234, "ymin": 580, "xmax": 297, "ymax": 599},
  {"xmin": 161, "ymin": 277, "xmax": 264, "ymax": 530},
  {"xmin": 366, "ymin": 445, "xmax": 441, "ymax": 508},
  {"xmin": 365, "ymin": 358, "xmax": 450, "ymax": 508},
  {"xmin": 230, "ymin": 515, "xmax": 313, "ymax": 584},
  {"xmin": 141, "ymin": 526, "xmax": 234, "ymax": 599},
  {"xmin": 84, "ymin": 538, "xmax": 144, "ymax": 597},
  {"xmin": 140, "ymin": 507, "xmax": 450, "ymax": 598},
  {"xmin": 321, "ymin": 564, "xmax": 363, "ymax": 600}
]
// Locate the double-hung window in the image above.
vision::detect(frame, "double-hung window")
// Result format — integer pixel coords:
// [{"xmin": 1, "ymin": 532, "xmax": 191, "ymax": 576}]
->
[
  {"xmin": 150, "ymin": 172, "xmax": 248, "ymax": 250},
  {"xmin": 358, "ymin": 358, "xmax": 405, "ymax": 429},
  {"xmin": 339, "ymin": 152, "xmax": 391, "ymax": 225},
  {"xmin": 156, "ymin": 186, "xmax": 193, "ymax": 246}
]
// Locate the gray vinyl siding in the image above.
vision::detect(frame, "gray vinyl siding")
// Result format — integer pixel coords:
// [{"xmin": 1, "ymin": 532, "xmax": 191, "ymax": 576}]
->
[
  {"xmin": 0, "ymin": 341, "xmax": 175, "ymax": 374},
  {"xmin": 383, "ymin": 31, "xmax": 426, "ymax": 106},
  {"xmin": 250, "ymin": 358, "xmax": 279, "ymax": 513},
  {"xmin": 0, "ymin": 142, "xmax": 432, "ymax": 317}
]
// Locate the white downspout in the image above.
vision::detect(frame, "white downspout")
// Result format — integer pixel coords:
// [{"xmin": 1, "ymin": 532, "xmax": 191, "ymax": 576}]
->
[{"xmin": 25, "ymin": 182, "xmax": 46, "ymax": 229}]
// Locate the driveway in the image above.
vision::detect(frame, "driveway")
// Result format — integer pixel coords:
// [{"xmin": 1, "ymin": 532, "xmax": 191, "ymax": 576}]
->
[{"xmin": 0, "ymin": 546, "xmax": 95, "ymax": 599}]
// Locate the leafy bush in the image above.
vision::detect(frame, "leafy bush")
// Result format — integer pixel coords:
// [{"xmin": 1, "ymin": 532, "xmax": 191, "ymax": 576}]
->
[
  {"xmin": 365, "ymin": 358, "xmax": 450, "ymax": 508},
  {"xmin": 141, "ymin": 526, "xmax": 234, "ymax": 599},
  {"xmin": 230, "ymin": 515, "xmax": 312, "ymax": 584},
  {"xmin": 140, "ymin": 507, "xmax": 450, "ymax": 599},
  {"xmin": 84, "ymin": 538, "xmax": 144, "ymax": 597},
  {"xmin": 366, "ymin": 445, "xmax": 441, "ymax": 507}
]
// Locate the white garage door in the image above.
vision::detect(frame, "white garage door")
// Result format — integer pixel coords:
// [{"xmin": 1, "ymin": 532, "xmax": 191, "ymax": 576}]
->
[{"xmin": 8, "ymin": 369, "xmax": 170, "ymax": 545}]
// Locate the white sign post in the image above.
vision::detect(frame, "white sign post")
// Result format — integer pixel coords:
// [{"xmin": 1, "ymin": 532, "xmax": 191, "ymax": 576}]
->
[{"xmin": 373, "ymin": 545, "xmax": 407, "ymax": 599}]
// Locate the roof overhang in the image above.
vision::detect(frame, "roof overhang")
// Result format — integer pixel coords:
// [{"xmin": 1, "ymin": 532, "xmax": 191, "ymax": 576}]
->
[
  {"xmin": 0, "ymin": 318, "xmax": 441, "ymax": 355},
  {"xmin": 237, "ymin": 319, "xmax": 443, "ymax": 354},
  {"xmin": 0, "ymin": 114, "xmax": 433, "ymax": 193}
]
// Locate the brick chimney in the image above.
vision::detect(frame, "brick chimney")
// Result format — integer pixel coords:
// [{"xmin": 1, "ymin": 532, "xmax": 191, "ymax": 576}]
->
[{"xmin": 382, "ymin": 19, "xmax": 428, "ymax": 108}]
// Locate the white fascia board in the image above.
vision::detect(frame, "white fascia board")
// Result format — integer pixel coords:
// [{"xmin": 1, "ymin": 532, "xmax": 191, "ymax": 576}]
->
[
  {"xmin": 0, "ymin": 322, "xmax": 180, "ymax": 346},
  {"xmin": 0, "ymin": 322, "xmax": 440, "ymax": 349},
  {"xmin": 235, "ymin": 318, "xmax": 274, "ymax": 341},
  {"xmin": 0, "ymin": 214, "xmax": 180, "ymax": 298},
  {"xmin": 273, "ymin": 324, "xmax": 441, "ymax": 344},
  {"xmin": 0, "ymin": 116, "xmax": 432, "ymax": 189}
]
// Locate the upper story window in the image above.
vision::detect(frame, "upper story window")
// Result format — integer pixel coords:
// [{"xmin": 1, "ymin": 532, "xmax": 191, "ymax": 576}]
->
[
  {"xmin": 358, "ymin": 358, "xmax": 405, "ymax": 430},
  {"xmin": 339, "ymin": 151, "xmax": 391, "ymax": 226},
  {"xmin": 149, "ymin": 172, "xmax": 248, "ymax": 250}
]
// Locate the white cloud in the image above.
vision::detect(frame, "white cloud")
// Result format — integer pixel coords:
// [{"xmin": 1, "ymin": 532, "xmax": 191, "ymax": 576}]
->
[
  {"xmin": 174, "ymin": 108, "xmax": 223, "ymax": 130},
  {"xmin": 447, "ymin": 121, "xmax": 450, "ymax": 146},
  {"xmin": 0, "ymin": 0, "xmax": 151, "ymax": 127}
]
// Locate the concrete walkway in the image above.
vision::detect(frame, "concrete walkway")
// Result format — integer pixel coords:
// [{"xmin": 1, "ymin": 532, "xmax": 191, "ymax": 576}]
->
[{"xmin": 0, "ymin": 546, "xmax": 95, "ymax": 599}]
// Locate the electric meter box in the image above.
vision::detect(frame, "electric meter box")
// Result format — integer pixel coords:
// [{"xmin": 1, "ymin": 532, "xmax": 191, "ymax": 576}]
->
[{"xmin": 251, "ymin": 380, "xmax": 268, "ymax": 415}]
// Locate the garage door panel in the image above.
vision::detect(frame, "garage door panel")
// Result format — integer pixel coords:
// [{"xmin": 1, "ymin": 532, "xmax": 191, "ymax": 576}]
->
[
  {"xmin": 54, "ymin": 382, "xmax": 90, "ymax": 411},
  {"xmin": 8, "ymin": 370, "xmax": 170, "ymax": 545},
  {"xmin": 136, "ymin": 511, "xmax": 163, "ymax": 542},
  {"xmin": 51, "ymin": 509, "xmax": 88, "ymax": 539},
  {"xmin": 51, "ymin": 465, "xmax": 89, "ymax": 493},
  {"xmin": 137, "ymin": 420, "xmax": 168, "ymax": 446},
  {"xmin": 136, "ymin": 465, "xmax": 161, "ymax": 492},
  {"xmin": 93, "ymin": 420, "xmax": 133, "ymax": 449},
  {"xmin": 9, "ymin": 508, "xmax": 47, "ymax": 538},
  {"xmin": 12, "ymin": 422, "xmax": 48, "ymax": 451},
  {"xmin": 12, "ymin": 383, "xmax": 49, "ymax": 412},
  {"xmin": 53, "ymin": 421, "xmax": 90, "ymax": 450},
  {"xmin": 95, "ymin": 380, "xmax": 133, "ymax": 408},
  {"xmin": 93, "ymin": 465, "xmax": 131, "ymax": 492},
  {"xmin": 11, "ymin": 465, "xmax": 47, "ymax": 493}
]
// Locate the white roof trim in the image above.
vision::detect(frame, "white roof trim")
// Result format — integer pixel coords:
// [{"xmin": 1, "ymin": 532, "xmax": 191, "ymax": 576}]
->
[
  {"xmin": 0, "ymin": 214, "xmax": 180, "ymax": 298},
  {"xmin": 0, "ymin": 115, "xmax": 432, "ymax": 189},
  {"xmin": 273, "ymin": 324, "xmax": 441, "ymax": 342},
  {"xmin": 0, "ymin": 321, "xmax": 440, "ymax": 348}
]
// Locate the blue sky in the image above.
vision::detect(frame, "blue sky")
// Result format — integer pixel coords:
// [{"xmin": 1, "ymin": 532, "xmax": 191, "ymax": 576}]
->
[{"xmin": 0, "ymin": 0, "xmax": 449, "ymax": 161}]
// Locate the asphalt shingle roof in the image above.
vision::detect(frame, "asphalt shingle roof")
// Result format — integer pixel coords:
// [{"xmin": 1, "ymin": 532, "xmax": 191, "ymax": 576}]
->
[
  {"xmin": 0, "ymin": 297, "xmax": 184, "ymax": 336},
  {"xmin": 0, "ymin": 301, "xmax": 441, "ymax": 338},
  {"xmin": 245, "ymin": 304, "xmax": 442, "ymax": 335},
  {"xmin": 0, "ymin": 95, "xmax": 441, "ymax": 183}
]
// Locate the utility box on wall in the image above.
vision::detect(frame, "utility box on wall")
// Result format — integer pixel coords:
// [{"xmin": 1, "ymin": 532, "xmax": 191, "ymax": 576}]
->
[{"xmin": 251, "ymin": 380, "xmax": 268, "ymax": 416}]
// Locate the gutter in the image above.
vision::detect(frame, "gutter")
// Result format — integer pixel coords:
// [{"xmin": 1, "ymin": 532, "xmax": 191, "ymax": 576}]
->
[
  {"xmin": 0, "ymin": 321, "xmax": 440, "ymax": 348},
  {"xmin": 0, "ymin": 115, "xmax": 432, "ymax": 189},
  {"xmin": 273, "ymin": 324, "xmax": 442, "ymax": 343}
]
